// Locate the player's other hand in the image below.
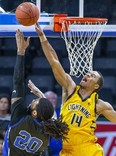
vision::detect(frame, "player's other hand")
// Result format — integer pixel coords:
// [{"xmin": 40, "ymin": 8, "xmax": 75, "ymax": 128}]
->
[
  {"xmin": 28, "ymin": 80, "xmax": 45, "ymax": 98},
  {"xmin": 35, "ymin": 23, "xmax": 44, "ymax": 36},
  {"xmin": 16, "ymin": 29, "xmax": 30, "ymax": 55}
]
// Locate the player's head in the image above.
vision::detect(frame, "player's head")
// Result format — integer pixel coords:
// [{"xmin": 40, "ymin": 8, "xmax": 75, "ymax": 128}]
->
[
  {"xmin": 30, "ymin": 98, "xmax": 54, "ymax": 121},
  {"xmin": 28, "ymin": 98, "xmax": 69, "ymax": 140},
  {"xmin": 80, "ymin": 71, "xmax": 104, "ymax": 92}
]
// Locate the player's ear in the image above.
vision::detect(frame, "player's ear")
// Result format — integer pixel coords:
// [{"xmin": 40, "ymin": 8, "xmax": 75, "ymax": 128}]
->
[
  {"xmin": 94, "ymin": 84, "xmax": 99, "ymax": 90},
  {"xmin": 32, "ymin": 110, "xmax": 37, "ymax": 118}
]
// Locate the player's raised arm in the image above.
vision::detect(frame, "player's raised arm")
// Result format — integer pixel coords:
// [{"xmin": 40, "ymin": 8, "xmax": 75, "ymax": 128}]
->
[
  {"xmin": 11, "ymin": 29, "xmax": 30, "ymax": 104},
  {"xmin": 35, "ymin": 24, "xmax": 76, "ymax": 96}
]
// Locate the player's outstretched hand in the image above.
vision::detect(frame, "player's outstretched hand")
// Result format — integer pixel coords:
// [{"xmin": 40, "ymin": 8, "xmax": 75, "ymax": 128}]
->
[
  {"xmin": 35, "ymin": 23, "xmax": 44, "ymax": 36},
  {"xmin": 16, "ymin": 29, "xmax": 30, "ymax": 55},
  {"xmin": 28, "ymin": 80, "xmax": 45, "ymax": 98}
]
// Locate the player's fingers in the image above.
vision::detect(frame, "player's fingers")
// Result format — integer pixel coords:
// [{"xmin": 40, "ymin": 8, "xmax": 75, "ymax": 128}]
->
[
  {"xmin": 26, "ymin": 37, "xmax": 30, "ymax": 45},
  {"xmin": 28, "ymin": 80, "xmax": 33, "ymax": 85},
  {"xmin": 16, "ymin": 29, "xmax": 20, "ymax": 37},
  {"xmin": 35, "ymin": 22, "xmax": 38, "ymax": 26},
  {"xmin": 29, "ymin": 80, "xmax": 35, "ymax": 86},
  {"xmin": 28, "ymin": 80, "xmax": 34, "ymax": 89},
  {"xmin": 35, "ymin": 24, "xmax": 38, "ymax": 30},
  {"xmin": 28, "ymin": 80, "xmax": 31, "ymax": 83}
]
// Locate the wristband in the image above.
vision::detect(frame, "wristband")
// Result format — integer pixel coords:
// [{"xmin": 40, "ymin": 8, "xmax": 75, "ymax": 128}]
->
[{"xmin": 17, "ymin": 51, "xmax": 25, "ymax": 55}]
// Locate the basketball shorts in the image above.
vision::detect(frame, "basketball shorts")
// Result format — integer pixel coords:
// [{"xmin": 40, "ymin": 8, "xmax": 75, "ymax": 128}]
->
[{"xmin": 60, "ymin": 142, "xmax": 104, "ymax": 156}]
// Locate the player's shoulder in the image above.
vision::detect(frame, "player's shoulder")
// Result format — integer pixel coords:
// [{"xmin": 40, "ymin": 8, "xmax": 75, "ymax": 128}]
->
[
  {"xmin": 66, "ymin": 73, "xmax": 76, "ymax": 90},
  {"xmin": 97, "ymin": 99, "xmax": 110, "ymax": 106}
]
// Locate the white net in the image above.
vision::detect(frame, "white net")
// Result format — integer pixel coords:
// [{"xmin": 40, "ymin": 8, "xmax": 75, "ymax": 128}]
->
[{"xmin": 61, "ymin": 18, "xmax": 107, "ymax": 77}]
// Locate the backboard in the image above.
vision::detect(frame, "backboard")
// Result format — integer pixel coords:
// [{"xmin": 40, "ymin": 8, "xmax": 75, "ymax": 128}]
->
[{"xmin": 0, "ymin": 0, "xmax": 116, "ymax": 37}]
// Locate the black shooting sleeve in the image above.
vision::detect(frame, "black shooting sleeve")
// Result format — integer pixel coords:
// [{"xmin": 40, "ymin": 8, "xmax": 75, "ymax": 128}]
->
[{"xmin": 11, "ymin": 55, "xmax": 27, "ymax": 125}]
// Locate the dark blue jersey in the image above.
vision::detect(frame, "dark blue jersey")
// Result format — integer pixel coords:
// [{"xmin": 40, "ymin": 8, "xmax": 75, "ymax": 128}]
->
[{"xmin": 8, "ymin": 116, "xmax": 49, "ymax": 155}]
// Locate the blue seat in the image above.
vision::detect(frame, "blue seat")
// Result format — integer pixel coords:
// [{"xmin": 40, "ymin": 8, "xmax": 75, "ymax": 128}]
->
[
  {"xmin": 32, "ymin": 57, "xmax": 50, "ymax": 69},
  {"xmin": 106, "ymin": 39, "xmax": 116, "ymax": 57},
  {"xmin": 0, "ymin": 56, "xmax": 16, "ymax": 74},
  {"xmin": 98, "ymin": 88, "xmax": 114, "ymax": 104},
  {"xmin": 103, "ymin": 76, "xmax": 116, "ymax": 95},
  {"xmin": 27, "ymin": 75, "xmax": 54, "ymax": 92},
  {"xmin": 0, "ymin": 75, "xmax": 13, "ymax": 89},
  {"xmin": 48, "ymin": 38, "xmax": 66, "ymax": 55},
  {"xmin": 2, "ymin": 38, "xmax": 17, "ymax": 56},
  {"xmin": 94, "ymin": 58, "xmax": 116, "ymax": 76},
  {"xmin": 0, "ymin": 87, "xmax": 11, "ymax": 94},
  {"xmin": 94, "ymin": 40, "xmax": 101, "ymax": 57},
  {"xmin": 32, "ymin": 57, "xmax": 52, "ymax": 75},
  {"xmin": 61, "ymin": 57, "xmax": 70, "ymax": 73}
]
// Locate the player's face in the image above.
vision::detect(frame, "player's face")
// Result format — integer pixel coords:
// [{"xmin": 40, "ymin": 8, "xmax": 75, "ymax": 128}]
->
[
  {"xmin": 80, "ymin": 71, "xmax": 100, "ymax": 90},
  {"xmin": 29, "ymin": 98, "xmax": 40, "ymax": 118}
]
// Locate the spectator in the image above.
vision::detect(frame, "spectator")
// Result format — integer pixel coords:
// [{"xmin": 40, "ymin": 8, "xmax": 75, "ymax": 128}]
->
[
  {"xmin": 44, "ymin": 91, "xmax": 58, "ymax": 119},
  {"xmin": 0, "ymin": 94, "xmax": 11, "ymax": 133}
]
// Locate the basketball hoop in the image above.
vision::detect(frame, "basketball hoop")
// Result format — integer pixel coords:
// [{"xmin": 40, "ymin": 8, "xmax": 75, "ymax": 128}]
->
[{"xmin": 54, "ymin": 16, "xmax": 108, "ymax": 77}]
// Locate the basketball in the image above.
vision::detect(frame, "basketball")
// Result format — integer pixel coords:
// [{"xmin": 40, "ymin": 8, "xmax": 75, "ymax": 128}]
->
[{"xmin": 15, "ymin": 2, "xmax": 39, "ymax": 26}]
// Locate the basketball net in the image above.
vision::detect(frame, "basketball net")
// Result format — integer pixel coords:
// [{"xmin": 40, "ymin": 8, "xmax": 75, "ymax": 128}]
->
[{"xmin": 61, "ymin": 18, "xmax": 107, "ymax": 77}]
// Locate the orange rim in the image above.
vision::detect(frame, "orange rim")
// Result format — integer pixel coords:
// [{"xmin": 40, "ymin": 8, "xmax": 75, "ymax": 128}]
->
[{"xmin": 60, "ymin": 17, "xmax": 108, "ymax": 24}]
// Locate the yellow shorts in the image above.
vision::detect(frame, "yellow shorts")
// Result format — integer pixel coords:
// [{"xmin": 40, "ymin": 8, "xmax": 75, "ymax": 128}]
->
[{"xmin": 60, "ymin": 142, "xmax": 104, "ymax": 156}]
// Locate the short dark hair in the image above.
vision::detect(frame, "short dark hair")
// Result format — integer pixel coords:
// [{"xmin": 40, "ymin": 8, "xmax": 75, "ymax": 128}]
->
[
  {"xmin": 96, "ymin": 71, "xmax": 104, "ymax": 91},
  {"xmin": 36, "ymin": 98, "xmax": 54, "ymax": 121}
]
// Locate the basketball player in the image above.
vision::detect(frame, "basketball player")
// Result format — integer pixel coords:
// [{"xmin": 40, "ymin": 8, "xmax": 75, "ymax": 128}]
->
[
  {"xmin": 2, "ymin": 29, "xmax": 68, "ymax": 156},
  {"xmin": 28, "ymin": 80, "xmax": 62, "ymax": 156},
  {"xmin": 35, "ymin": 24, "xmax": 116, "ymax": 156}
]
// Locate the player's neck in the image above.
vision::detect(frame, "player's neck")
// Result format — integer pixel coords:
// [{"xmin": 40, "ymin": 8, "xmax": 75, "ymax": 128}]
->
[{"xmin": 79, "ymin": 87, "xmax": 93, "ymax": 99}]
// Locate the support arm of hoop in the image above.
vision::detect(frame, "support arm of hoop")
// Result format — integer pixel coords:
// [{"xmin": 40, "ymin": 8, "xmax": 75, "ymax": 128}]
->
[{"xmin": 53, "ymin": 14, "xmax": 68, "ymax": 32}]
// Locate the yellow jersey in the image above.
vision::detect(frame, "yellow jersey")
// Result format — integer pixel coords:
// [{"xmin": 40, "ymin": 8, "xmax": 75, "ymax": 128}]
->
[{"xmin": 60, "ymin": 85, "xmax": 98, "ymax": 146}]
